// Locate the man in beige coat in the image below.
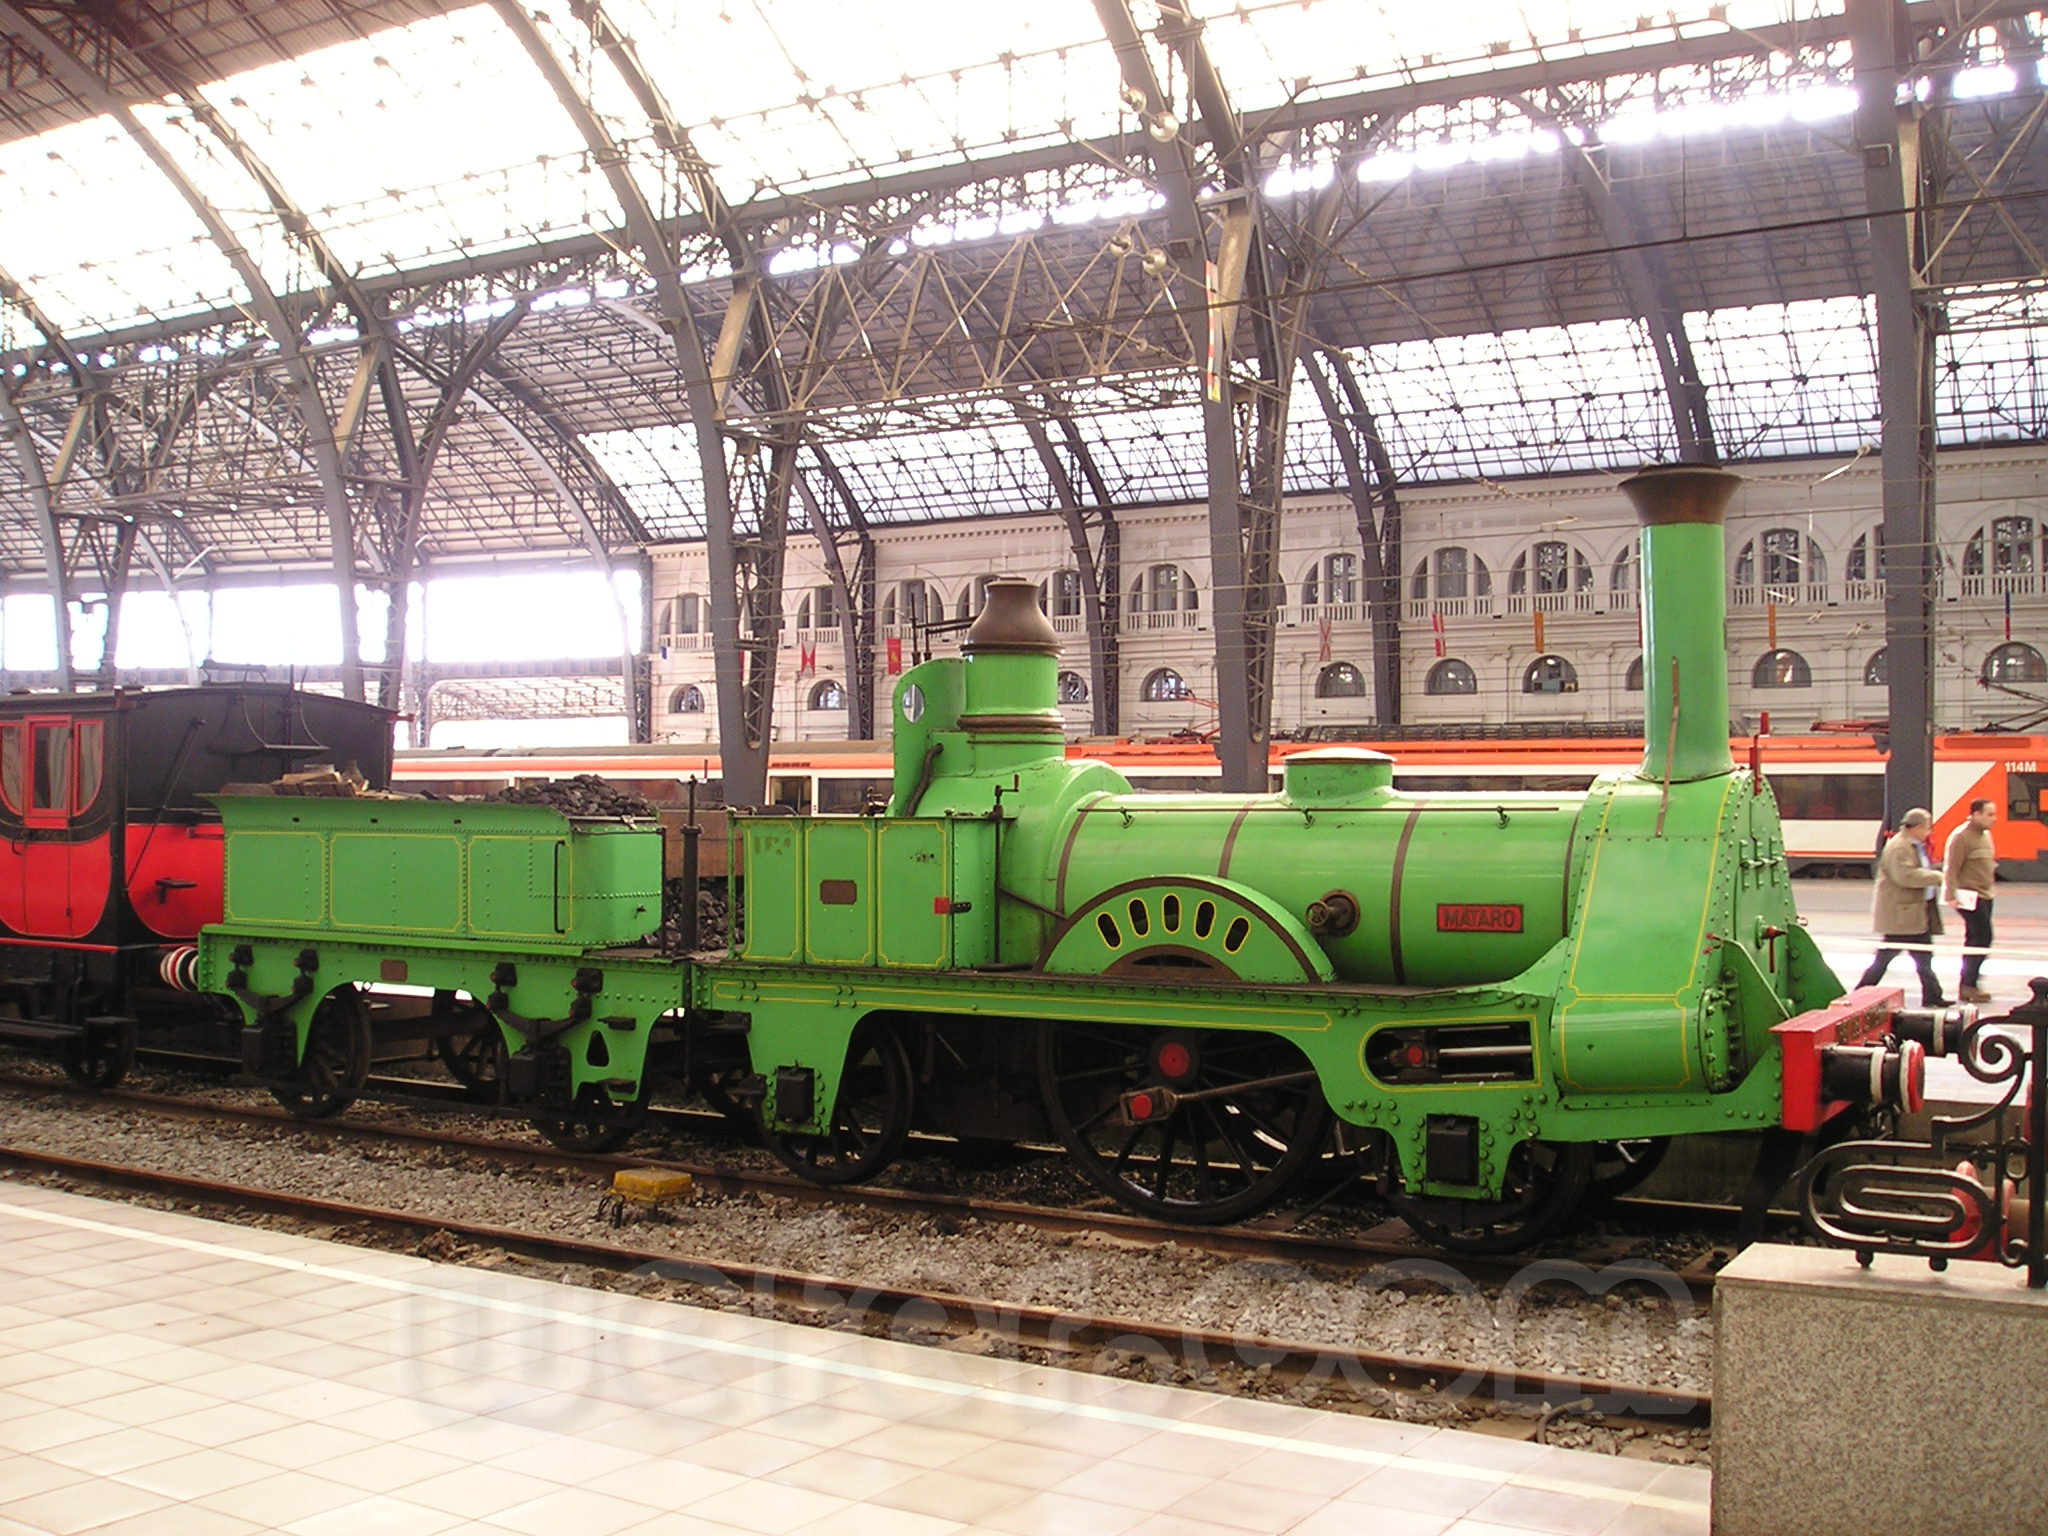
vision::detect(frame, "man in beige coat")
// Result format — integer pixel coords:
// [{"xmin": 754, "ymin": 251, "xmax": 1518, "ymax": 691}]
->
[{"xmin": 1855, "ymin": 808, "xmax": 1949, "ymax": 1007}]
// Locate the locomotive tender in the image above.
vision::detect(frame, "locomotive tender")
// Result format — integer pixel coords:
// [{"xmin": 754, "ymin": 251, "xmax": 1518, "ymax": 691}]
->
[{"xmin": 189, "ymin": 465, "xmax": 1936, "ymax": 1248}]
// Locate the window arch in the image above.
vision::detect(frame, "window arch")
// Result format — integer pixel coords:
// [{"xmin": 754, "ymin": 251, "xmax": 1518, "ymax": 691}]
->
[
  {"xmin": 1522, "ymin": 655, "xmax": 1579, "ymax": 694},
  {"xmin": 796, "ymin": 586, "xmax": 839, "ymax": 631},
  {"xmin": 1130, "ymin": 564, "xmax": 1197, "ymax": 613},
  {"xmin": 1753, "ymin": 649, "xmax": 1812, "ymax": 688},
  {"xmin": 1863, "ymin": 649, "xmax": 1887, "ymax": 687},
  {"xmin": 807, "ymin": 679, "xmax": 847, "ymax": 710},
  {"xmin": 882, "ymin": 580, "xmax": 941, "ymax": 628},
  {"xmin": 1847, "ymin": 527, "xmax": 1887, "ymax": 587},
  {"xmin": 659, "ymin": 593, "xmax": 704, "ymax": 638},
  {"xmin": 1509, "ymin": 540, "xmax": 1591, "ymax": 596},
  {"xmin": 1140, "ymin": 667, "xmax": 1191, "ymax": 702},
  {"xmin": 1058, "ymin": 670, "xmax": 1089, "ymax": 704},
  {"xmin": 1040, "ymin": 569, "xmax": 1083, "ymax": 619},
  {"xmin": 1610, "ymin": 545, "xmax": 1639, "ymax": 597},
  {"xmin": 1734, "ymin": 529, "xmax": 1827, "ymax": 591},
  {"xmin": 1624, "ymin": 655, "xmax": 1644, "ymax": 692},
  {"xmin": 1984, "ymin": 642, "xmax": 2048, "ymax": 683},
  {"xmin": 1410, "ymin": 546, "xmax": 1490, "ymax": 601},
  {"xmin": 1425, "ymin": 658, "xmax": 1477, "ymax": 696},
  {"xmin": 1963, "ymin": 517, "xmax": 2041, "ymax": 593},
  {"xmin": 1301, "ymin": 552, "xmax": 1358, "ymax": 607},
  {"xmin": 669, "ymin": 684, "xmax": 705, "ymax": 714},
  {"xmin": 1315, "ymin": 662, "xmax": 1366, "ymax": 699}
]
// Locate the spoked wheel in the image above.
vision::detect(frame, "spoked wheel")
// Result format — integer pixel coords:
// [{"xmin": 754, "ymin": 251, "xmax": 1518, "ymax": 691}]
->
[
  {"xmin": 1389, "ymin": 1139, "xmax": 1595, "ymax": 1254},
  {"xmin": 1037, "ymin": 1021, "xmax": 1331, "ymax": 1225},
  {"xmin": 270, "ymin": 988, "xmax": 371, "ymax": 1120},
  {"xmin": 61, "ymin": 1020, "xmax": 134, "ymax": 1089},
  {"xmin": 531, "ymin": 1087, "xmax": 648, "ymax": 1153},
  {"xmin": 435, "ymin": 1023, "xmax": 508, "ymax": 1102},
  {"xmin": 762, "ymin": 1026, "xmax": 913, "ymax": 1185},
  {"xmin": 1585, "ymin": 1137, "xmax": 1670, "ymax": 1207}
]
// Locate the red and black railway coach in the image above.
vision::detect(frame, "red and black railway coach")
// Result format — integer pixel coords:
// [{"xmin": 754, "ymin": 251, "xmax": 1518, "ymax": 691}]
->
[{"xmin": 0, "ymin": 683, "xmax": 393, "ymax": 1084}]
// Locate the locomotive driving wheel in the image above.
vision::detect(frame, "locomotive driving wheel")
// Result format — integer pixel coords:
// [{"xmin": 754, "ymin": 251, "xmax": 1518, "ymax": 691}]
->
[
  {"xmin": 61, "ymin": 1019, "xmax": 134, "ymax": 1090},
  {"xmin": 762, "ymin": 1025, "xmax": 913, "ymax": 1185},
  {"xmin": 271, "ymin": 988, "xmax": 371, "ymax": 1120},
  {"xmin": 1037, "ymin": 1021, "xmax": 1330, "ymax": 1224},
  {"xmin": 1388, "ymin": 1139, "xmax": 1594, "ymax": 1254},
  {"xmin": 435, "ymin": 1023, "xmax": 508, "ymax": 1102},
  {"xmin": 1585, "ymin": 1137, "xmax": 1670, "ymax": 1206}
]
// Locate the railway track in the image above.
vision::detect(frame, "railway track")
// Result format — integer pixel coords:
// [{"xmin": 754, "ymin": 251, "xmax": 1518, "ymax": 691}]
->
[
  {"xmin": 0, "ymin": 1067, "xmax": 1731, "ymax": 1303},
  {"xmin": 0, "ymin": 1137, "xmax": 1711, "ymax": 1434}
]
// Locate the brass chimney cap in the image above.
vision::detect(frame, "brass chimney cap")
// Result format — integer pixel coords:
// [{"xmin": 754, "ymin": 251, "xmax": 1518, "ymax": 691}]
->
[
  {"xmin": 1619, "ymin": 464, "xmax": 1743, "ymax": 527},
  {"xmin": 965, "ymin": 576, "xmax": 1061, "ymax": 655}
]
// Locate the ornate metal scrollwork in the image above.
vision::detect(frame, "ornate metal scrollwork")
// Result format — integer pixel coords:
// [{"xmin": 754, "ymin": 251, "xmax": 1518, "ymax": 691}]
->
[{"xmin": 1797, "ymin": 978, "xmax": 2048, "ymax": 1289}]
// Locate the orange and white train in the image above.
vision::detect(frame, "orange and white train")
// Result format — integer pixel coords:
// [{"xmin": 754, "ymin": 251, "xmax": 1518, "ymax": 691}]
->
[{"xmin": 393, "ymin": 730, "xmax": 2048, "ymax": 880}]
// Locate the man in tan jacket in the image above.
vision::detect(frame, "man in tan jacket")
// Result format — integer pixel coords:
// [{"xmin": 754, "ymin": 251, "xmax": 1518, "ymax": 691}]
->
[
  {"xmin": 1943, "ymin": 798, "xmax": 1998, "ymax": 1004},
  {"xmin": 1856, "ymin": 808, "xmax": 1949, "ymax": 1007}
]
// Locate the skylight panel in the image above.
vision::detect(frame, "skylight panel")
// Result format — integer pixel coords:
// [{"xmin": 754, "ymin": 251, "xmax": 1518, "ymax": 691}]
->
[
  {"xmin": 196, "ymin": 6, "xmax": 607, "ymax": 282},
  {"xmin": 0, "ymin": 115, "xmax": 244, "ymax": 335}
]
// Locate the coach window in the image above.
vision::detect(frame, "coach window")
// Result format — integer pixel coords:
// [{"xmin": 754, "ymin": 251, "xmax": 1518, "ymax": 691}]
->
[
  {"xmin": 1316, "ymin": 662, "xmax": 1366, "ymax": 698},
  {"xmin": 1058, "ymin": 670, "xmax": 1089, "ymax": 704},
  {"xmin": 1753, "ymin": 649, "xmax": 1811, "ymax": 688},
  {"xmin": 1425, "ymin": 659, "xmax": 1476, "ymax": 696},
  {"xmin": 1985, "ymin": 641, "xmax": 2048, "ymax": 683},
  {"xmin": 1624, "ymin": 655, "xmax": 1644, "ymax": 691},
  {"xmin": 73, "ymin": 721, "xmax": 103, "ymax": 813},
  {"xmin": 1522, "ymin": 655, "xmax": 1578, "ymax": 694},
  {"xmin": 1863, "ymin": 649, "xmax": 1887, "ymax": 687},
  {"xmin": 808, "ymin": 679, "xmax": 847, "ymax": 710},
  {"xmin": 0, "ymin": 724, "xmax": 21, "ymax": 814},
  {"xmin": 30, "ymin": 721, "xmax": 71, "ymax": 818},
  {"xmin": 1141, "ymin": 668, "xmax": 1191, "ymax": 702}
]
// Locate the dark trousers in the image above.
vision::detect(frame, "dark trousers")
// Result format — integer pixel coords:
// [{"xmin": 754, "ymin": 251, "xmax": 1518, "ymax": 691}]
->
[
  {"xmin": 1859, "ymin": 934, "xmax": 1944, "ymax": 1004},
  {"xmin": 1960, "ymin": 899, "xmax": 1995, "ymax": 989}
]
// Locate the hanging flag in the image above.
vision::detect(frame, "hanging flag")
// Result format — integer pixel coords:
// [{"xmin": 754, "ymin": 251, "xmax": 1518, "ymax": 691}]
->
[
  {"xmin": 1430, "ymin": 608, "xmax": 1446, "ymax": 660},
  {"xmin": 2006, "ymin": 590, "xmax": 2013, "ymax": 642},
  {"xmin": 886, "ymin": 636, "xmax": 903, "ymax": 675},
  {"xmin": 1767, "ymin": 600, "xmax": 1778, "ymax": 650},
  {"xmin": 1533, "ymin": 609, "xmax": 1545, "ymax": 652},
  {"xmin": 798, "ymin": 641, "xmax": 816, "ymax": 679},
  {"xmin": 1317, "ymin": 616, "xmax": 1332, "ymax": 664}
]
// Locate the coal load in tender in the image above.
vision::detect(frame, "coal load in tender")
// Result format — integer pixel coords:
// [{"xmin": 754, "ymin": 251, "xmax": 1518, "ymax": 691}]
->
[{"xmin": 488, "ymin": 773, "xmax": 657, "ymax": 819}]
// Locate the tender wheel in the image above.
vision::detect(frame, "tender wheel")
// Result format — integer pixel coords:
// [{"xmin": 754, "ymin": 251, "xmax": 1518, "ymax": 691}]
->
[
  {"xmin": 436, "ymin": 1024, "xmax": 508, "ymax": 1102},
  {"xmin": 271, "ymin": 988, "xmax": 370, "ymax": 1120},
  {"xmin": 763, "ymin": 1026, "xmax": 913, "ymax": 1185},
  {"xmin": 531, "ymin": 1087, "xmax": 648, "ymax": 1154},
  {"xmin": 61, "ymin": 1021, "xmax": 134, "ymax": 1090},
  {"xmin": 1389, "ymin": 1139, "xmax": 1595, "ymax": 1254},
  {"xmin": 1585, "ymin": 1137, "xmax": 1670, "ymax": 1206},
  {"xmin": 1037, "ymin": 1022, "xmax": 1331, "ymax": 1224}
]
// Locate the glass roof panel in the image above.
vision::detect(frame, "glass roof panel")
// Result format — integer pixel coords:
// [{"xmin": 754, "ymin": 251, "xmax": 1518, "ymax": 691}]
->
[
  {"xmin": 0, "ymin": 114, "xmax": 243, "ymax": 334},
  {"xmin": 196, "ymin": 6, "xmax": 614, "ymax": 281}
]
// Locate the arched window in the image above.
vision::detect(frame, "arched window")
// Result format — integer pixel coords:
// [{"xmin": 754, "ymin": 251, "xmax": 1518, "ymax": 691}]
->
[
  {"xmin": 1141, "ymin": 667, "xmax": 1191, "ymax": 702},
  {"xmin": 1040, "ymin": 570, "xmax": 1083, "ymax": 618},
  {"xmin": 1610, "ymin": 545, "xmax": 1639, "ymax": 596},
  {"xmin": 1509, "ymin": 540, "xmax": 1591, "ymax": 595},
  {"xmin": 1964, "ymin": 517, "xmax": 2039, "ymax": 579},
  {"xmin": 1315, "ymin": 662, "xmax": 1366, "ymax": 698},
  {"xmin": 1058, "ymin": 670, "xmax": 1089, "ymax": 704},
  {"xmin": 1130, "ymin": 564, "xmax": 1197, "ymax": 613},
  {"xmin": 1984, "ymin": 642, "xmax": 2048, "ymax": 683},
  {"xmin": 1302, "ymin": 553, "xmax": 1358, "ymax": 607},
  {"xmin": 659, "ymin": 593, "xmax": 704, "ymax": 638},
  {"xmin": 957, "ymin": 573, "xmax": 1003, "ymax": 622},
  {"xmin": 1425, "ymin": 659, "xmax": 1477, "ymax": 696},
  {"xmin": 1624, "ymin": 655, "xmax": 1644, "ymax": 692},
  {"xmin": 1863, "ymin": 649, "xmax": 1888, "ymax": 687},
  {"xmin": 1734, "ymin": 530, "xmax": 1826, "ymax": 591},
  {"xmin": 1410, "ymin": 546, "xmax": 1490, "ymax": 601},
  {"xmin": 882, "ymin": 580, "xmax": 940, "ymax": 628},
  {"xmin": 1522, "ymin": 655, "xmax": 1579, "ymax": 694},
  {"xmin": 807, "ymin": 679, "xmax": 847, "ymax": 710},
  {"xmin": 1753, "ymin": 649, "xmax": 1811, "ymax": 688},
  {"xmin": 669, "ymin": 684, "xmax": 705, "ymax": 714},
  {"xmin": 1847, "ymin": 528, "xmax": 1887, "ymax": 584},
  {"xmin": 796, "ymin": 586, "xmax": 839, "ymax": 631}
]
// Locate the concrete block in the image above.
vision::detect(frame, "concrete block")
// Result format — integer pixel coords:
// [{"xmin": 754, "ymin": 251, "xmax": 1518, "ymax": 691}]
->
[{"xmin": 1714, "ymin": 1242, "xmax": 2048, "ymax": 1536}]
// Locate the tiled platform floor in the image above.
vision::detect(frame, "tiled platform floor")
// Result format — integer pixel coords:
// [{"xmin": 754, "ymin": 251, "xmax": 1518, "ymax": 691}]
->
[{"xmin": 0, "ymin": 1181, "xmax": 1710, "ymax": 1535}]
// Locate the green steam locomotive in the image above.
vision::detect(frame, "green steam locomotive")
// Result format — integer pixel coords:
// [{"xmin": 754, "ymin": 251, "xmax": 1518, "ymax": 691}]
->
[{"xmin": 191, "ymin": 466, "xmax": 1934, "ymax": 1250}]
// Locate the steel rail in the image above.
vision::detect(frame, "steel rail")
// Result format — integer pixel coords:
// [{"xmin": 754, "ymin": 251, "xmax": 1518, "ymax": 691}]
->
[{"xmin": 0, "ymin": 1141, "xmax": 1710, "ymax": 1431}]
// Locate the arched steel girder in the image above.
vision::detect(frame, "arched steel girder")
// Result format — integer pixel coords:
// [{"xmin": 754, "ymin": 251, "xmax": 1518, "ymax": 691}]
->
[
  {"xmin": 0, "ymin": 2, "xmax": 367, "ymax": 697},
  {"xmin": 494, "ymin": 0, "xmax": 762, "ymax": 777},
  {"xmin": 1509, "ymin": 94, "xmax": 1717, "ymax": 463},
  {"xmin": 1303, "ymin": 346, "xmax": 1404, "ymax": 727},
  {"xmin": 0, "ymin": 380, "xmax": 76, "ymax": 686},
  {"xmin": 1014, "ymin": 394, "xmax": 1122, "ymax": 736},
  {"xmin": 794, "ymin": 445, "xmax": 878, "ymax": 739}
]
